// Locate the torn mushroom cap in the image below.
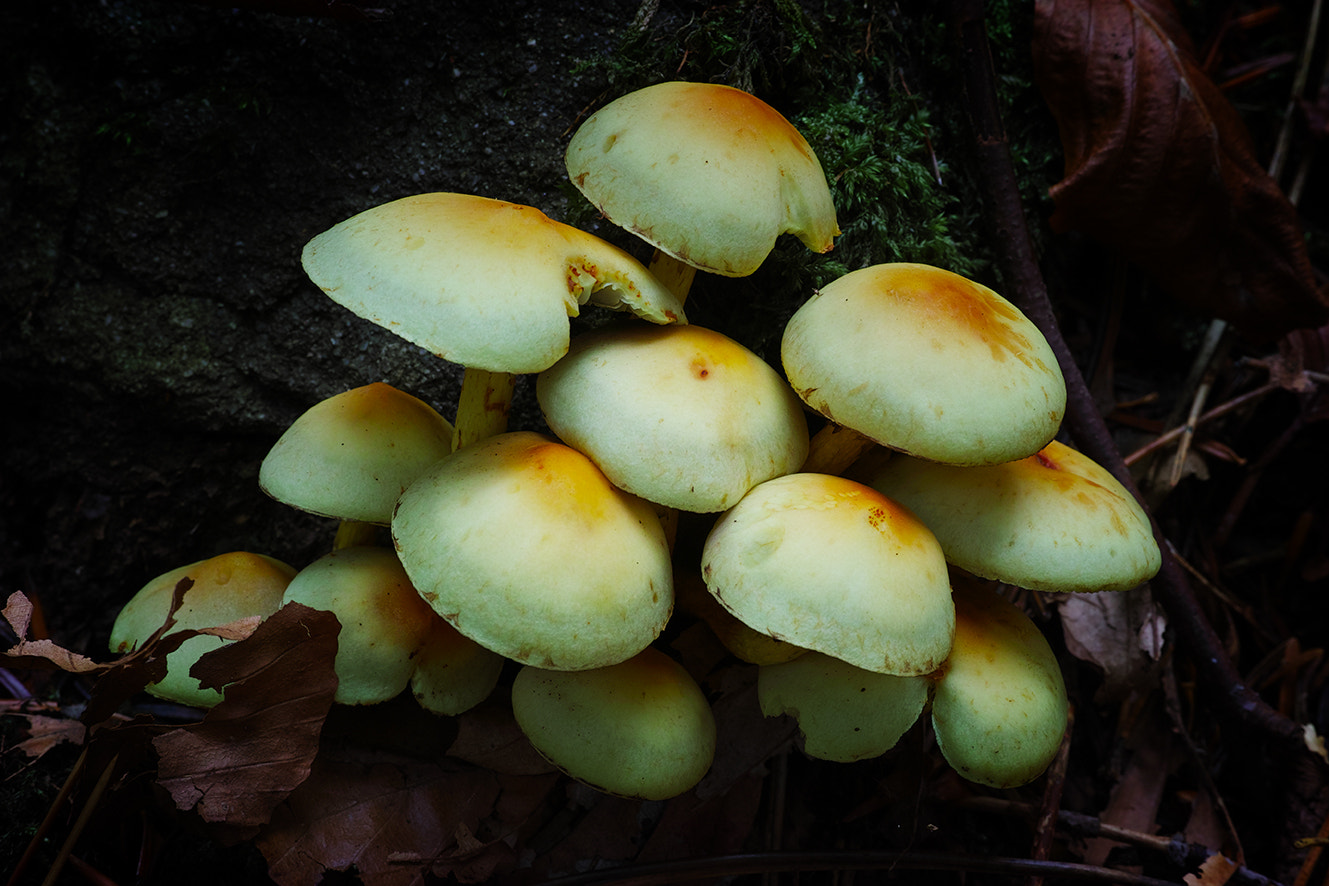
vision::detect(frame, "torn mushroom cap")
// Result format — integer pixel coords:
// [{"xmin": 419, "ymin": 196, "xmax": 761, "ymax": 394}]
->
[
  {"xmin": 537, "ymin": 323, "xmax": 809, "ymax": 512},
  {"xmin": 931, "ymin": 578, "xmax": 1069, "ymax": 788},
  {"xmin": 391, "ymin": 431, "xmax": 673, "ymax": 671},
  {"xmin": 259, "ymin": 383, "xmax": 453, "ymax": 525},
  {"xmin": 512, "ymin": 647, "xmax": 716, "ymax": 800},
  {"xmin": 782, "ymin": 263, "xmax": 1066, "ymax": 466},
  {"xmin": 109, "ymin": 552, "xmax": 297, "ymax": 708},
  {"xmin": 302, "ymin": 192, "xmax": 686, "ymax": 374},
  {"xmin": 566, "ymin": 81, "xmax": 840, "ymax": 277},
  {"xmin": 280, "ymin": 546, "xmax": 437, "ymax": 706},
  {"xmin": 759, "ymin": 651, "xmax": 929, "ymax": 763},
  {"xmin": 859, "ymin": 441, "xmax": 1161, "ymax": 592},
  {"xmin": 701, "ymin": 472, "xmax": 954, "ymax": 676}
]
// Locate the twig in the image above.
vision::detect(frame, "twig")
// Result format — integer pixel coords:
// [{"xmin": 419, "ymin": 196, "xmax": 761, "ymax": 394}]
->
[
  {"xmin": 1123, "ymin": 382, "xmax": 1280, "ymax": 466},
  {"xmin": 946, "ymin": 0, "xmax": 1302, "ymax": 744},
  {"xmin": 525, "ymin": 850, "xmax": 1187, "ymax": 886}
]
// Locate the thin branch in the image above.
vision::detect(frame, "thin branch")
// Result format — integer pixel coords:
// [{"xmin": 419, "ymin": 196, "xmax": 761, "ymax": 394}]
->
[{"xmin": 945, "ymin": 0, "xmax": 1301, "ymax": 744}]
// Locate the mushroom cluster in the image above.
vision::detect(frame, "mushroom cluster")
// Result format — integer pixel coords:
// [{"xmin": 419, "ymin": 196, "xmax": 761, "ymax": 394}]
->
[{"xmin": 109, "ymin": 80, "xmax": 1161, "ymax": 800}]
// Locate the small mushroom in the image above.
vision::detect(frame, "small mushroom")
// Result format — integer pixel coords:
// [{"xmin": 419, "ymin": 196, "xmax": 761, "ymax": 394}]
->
[
  {"xmin": 858, "ymin": 440, "xmax": 1161, "ymax": 592},
  {"xmin": 930, "ymin": 578, "xmax": 1069, "ymax": 788},
  {"xmin": 511, "ymin": 647, "xmax": 716, "ymax": 800},
  {"xmin": 391, "ymin": 431, "xmax": 673, "ymax": 671},
  {"xmin": 301, "ymin": 192, "xmax": 686, "ymax": 450},
  {"xmin": 109, "ymin": 552, "xmax": 297, "ymax": 708},
  {"xmin": 701, "ymin": 472, "xmax": 953, "ymax": 676},
  {"xmin": 782, "ymin": 263, "xmax": 1066, "ymax": 471},
  {"xmin": 259, "ymin": 382, "xmax": 453, "ymax": 528},
  {"xmin": 566, "ymin": 81, "xmax": 839, "ymax": 298},
  {"xmin": 758, "ymin": 651, "xmax": 929, "ymax": 763},
  {"xmin": 409, "ymin": 615, "xmax": 505, "ymax": 717},
  {"xmin": 536, "ymin": 323, "xmax": 808, "ymax": 512}
]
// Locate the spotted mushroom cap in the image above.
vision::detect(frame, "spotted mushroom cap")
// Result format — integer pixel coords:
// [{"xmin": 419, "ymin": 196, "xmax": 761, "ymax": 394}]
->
[
  {"xmin": 302, "ymin": 192, "xmax": 686, "ymax": 374},
  {"xmin": 701, "ymin": 472, "xmax": 954, "ymax": 676},
  {"xmin": 782, "ymin": 263, "xmax": 1066, "ymax": 466},
  {"xmin": 566, "ymin": 81, "xmax": 839, "ymax": 276},
  {"xmin": 860, "ymin": 441, "xmax": 1161, "ymax": 592},
  {"xmin": 537, "ymin": 323, "xmax": 809, "ymax": 512}
]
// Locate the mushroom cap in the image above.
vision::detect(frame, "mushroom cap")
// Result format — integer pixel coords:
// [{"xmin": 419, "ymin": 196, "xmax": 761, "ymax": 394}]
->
[
  {"xmin": 536, "ymin": 323, "xmax": 809, "ymax": 512},
  {"xmin": 259, "ymin": 383, "xmax": 453, "ymax": 525},
  {"xmin": 302, "ymin": 192, "xmax": 686, "ymax": 374},
  {"xmin": 860, "ymin": 441, "xmax": 1161, "ymax": 592},
  {"xmin": 109, "ymin": 552, "xmax": 297, "ymax": 708},
  {"xmin": 782, "ymin": 263, "xmax": 1066, "ymax": 466},
  {"xmin": 566, "ymin": 81, "xmax": 840, "ymax": 277},
  {"xmin": 931, "ymin": 579, "xmax": 1069, "ymax": 788},
  {"xmin": 280, "ymin": 546, "xmax": 437, "ymax": 706},
  {"xmin": 409, "ymin": 615, "xmax": 505, "ymax": 716},
  {"xmin": 701, "ymin": 473, "xmax": 954, "ymax": 676},
  {"xmin": 511, "ymin": 647, "xmax": 716, "ymax": 800},
  {"xmin": 391, "ymin": 431, "xmax": 673, "ymax": 670},
  {"xmin": 758, "ymin": 651, "xmax": 929, "ymax": 763}
]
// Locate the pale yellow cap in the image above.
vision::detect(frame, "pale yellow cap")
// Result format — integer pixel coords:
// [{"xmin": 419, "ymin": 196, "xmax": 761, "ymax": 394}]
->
[
  {"xmin": 931, "ymin": 579, "xmax": 1068, "ymax": 787},
  {"xmin": 566, "ymin": 81, "xmax": 839, "ymax": 276},
  {"xmin": 861, "ymin": 441, "xmax": 1161, "ymax": 592},
  {"xmin": 537, "ymin": 323, "xmax": 808, "ymax": 512},
  {"xmin": 701, "ymin": 472, "xmax": 954, "ymax": 676},
  {"xmin": 512, "ymin": 648, "xmax": 716, "ymax": 800},
  {"xmin": 302, "ymin": 192, "xmax": 686, "ymax": 373},
  {"xmin": 391, "ymin": 431, "xmax": 673, "ymax": 670},
  {"xmin": 259, "ymin": 383, "xmax": 453, "ymax": 525},
  {"xmin": 782, "ymin": 263, "xmax": 1066, "ymax": 465},
  {"xmin": 109, "ymin": 552, "xmax": 297, "ymax": 708}
]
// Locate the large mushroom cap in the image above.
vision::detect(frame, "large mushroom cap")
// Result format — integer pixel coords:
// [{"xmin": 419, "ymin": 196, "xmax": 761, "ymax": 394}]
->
[
  {"xmin": 931, "ymin": 579, "xmax": 1069, "ymax": 788},
  {"xmin": 536, "ymin": 323, "xmax": 808, "ymax": 512},
  {"xmin": 860, "ymin": 441, "xmax": 1162, "ymax": 592},
  {"xmin": 512, "ymin": 647, "xmax": 716, "ymax": 800},
  {"xmin": 391, "ymin": 431, "xmax": 673, "ymax": 670},
  {"xmin": 701, "ymin": 472, "xmax": 954, "ymax": 676},
  {"xmin": 566, "ymin": 81, "xmax": 840, "ymax": 277},
  {"xmin": 302, "ymin": 192, "xmax": 686, "ymax": 374},
  {"xmin": 259, "ymin": 383, "xmax": 453, "ymax": 525},
  {"xmin": 109, "ymin": 552, "xmax": 297, "ymax": 708},
  {"xmin": 782, "ymin": 263, "xmax": 1066, "ymax": 466}
]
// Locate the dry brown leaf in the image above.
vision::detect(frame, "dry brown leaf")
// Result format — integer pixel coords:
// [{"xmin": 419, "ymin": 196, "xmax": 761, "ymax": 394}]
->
[
  {"xmin": 1184, "ymin": 852, "xmax": 1240, "ymax": 886},
  {"xmin": 152, "ymin": 603, "xmax": 340, "ymax": 836},
  {"xmin": 1058, "ymin": 585, "xmax": 1165, "ymax": 701},
  {"xmin": 1032, "ymin": 0, "xmax": 1329, "ymax": 342},
  {"xmin": 1, "ymin": 700, "xmax": 87, "ymax": 758}
]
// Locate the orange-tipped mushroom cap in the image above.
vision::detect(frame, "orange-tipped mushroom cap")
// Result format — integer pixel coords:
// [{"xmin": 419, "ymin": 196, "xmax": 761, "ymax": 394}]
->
[
  {"xmin": 931, "ymin": 579, "xmax": 1068, "ymax": 788},
  {"xmin": 109, "ymin": 552, "xmax": 297, "ymax": 708},
  {"xmin": 391, "ymin": 431, "xmax": 673, "ymax": 671},
  {"xmin": 566, "ymin": 81, "xmax": 839, "ymax": 277},
  {"xmin": 512, "ymin": 647, "xmax": 716, "ymax": 800},
  {"xmin": 537, "ymin": 323, "xmax": 808, "ymax": 512},
  {"xmin": 701, "ymin": 473, "xmax": 954, "ymax": 676},
  {"xmin": 860, "ymin": 441, "xmax": 1161, "ymax": 592},
  {"xmin": 782, "ymin": 263, "xmax": 1066, "ymax": 466},
  {"xmin": 259, "ymin": 383, "xmax": 453, "ymax": 525},
  {"xmin": 302, "ymin": 192, "xmax": 686, "ymax": 374}
]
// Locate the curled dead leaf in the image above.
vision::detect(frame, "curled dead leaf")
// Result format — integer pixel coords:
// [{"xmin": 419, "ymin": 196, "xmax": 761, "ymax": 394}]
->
[{"xmin": 1032, "ymin": 0, "xmax": 1329, "ymax": 341}]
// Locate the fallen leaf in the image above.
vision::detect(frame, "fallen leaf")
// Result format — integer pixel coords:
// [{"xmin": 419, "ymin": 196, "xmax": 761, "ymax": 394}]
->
[
  {"xmin": 1058, "ymin": 585, "xmax": 1165, "ymax": 701},
  {"xmin": 1, "ymin": 700, "xmax": 87, "ymax": 758},
  {"xmin": 152, "ymin": 603, "xmax": 340, "ymax": 837},
  {"xmin": 1032, "ymin": 0, "xmax": 1329, "ymax": 342},
  {"xmin": 1184, "ymin": 851, "xmax": 1240, "ymax": 886}
]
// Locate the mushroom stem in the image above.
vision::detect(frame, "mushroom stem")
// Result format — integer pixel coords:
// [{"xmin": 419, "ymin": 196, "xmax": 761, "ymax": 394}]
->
[
  {"xmin": 648, "ymin": 249, "xmax": 698, "ymax": 304},
  {"xmin": 452, "ymin": 367, "xmax": 517, "ymax": 451},
  {"xmin": 801, "ymin": 423, "xmax": 878, "ymax": 476},
  {"xmin": 332, "ymin": 520, "xmax": 379, "ymax": 551}
]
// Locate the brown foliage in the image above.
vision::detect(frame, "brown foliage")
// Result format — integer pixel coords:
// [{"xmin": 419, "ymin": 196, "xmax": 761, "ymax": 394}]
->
[{"xmin": 1032, "ymin": 0, "xmax": 1329, "ymax": 342}]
